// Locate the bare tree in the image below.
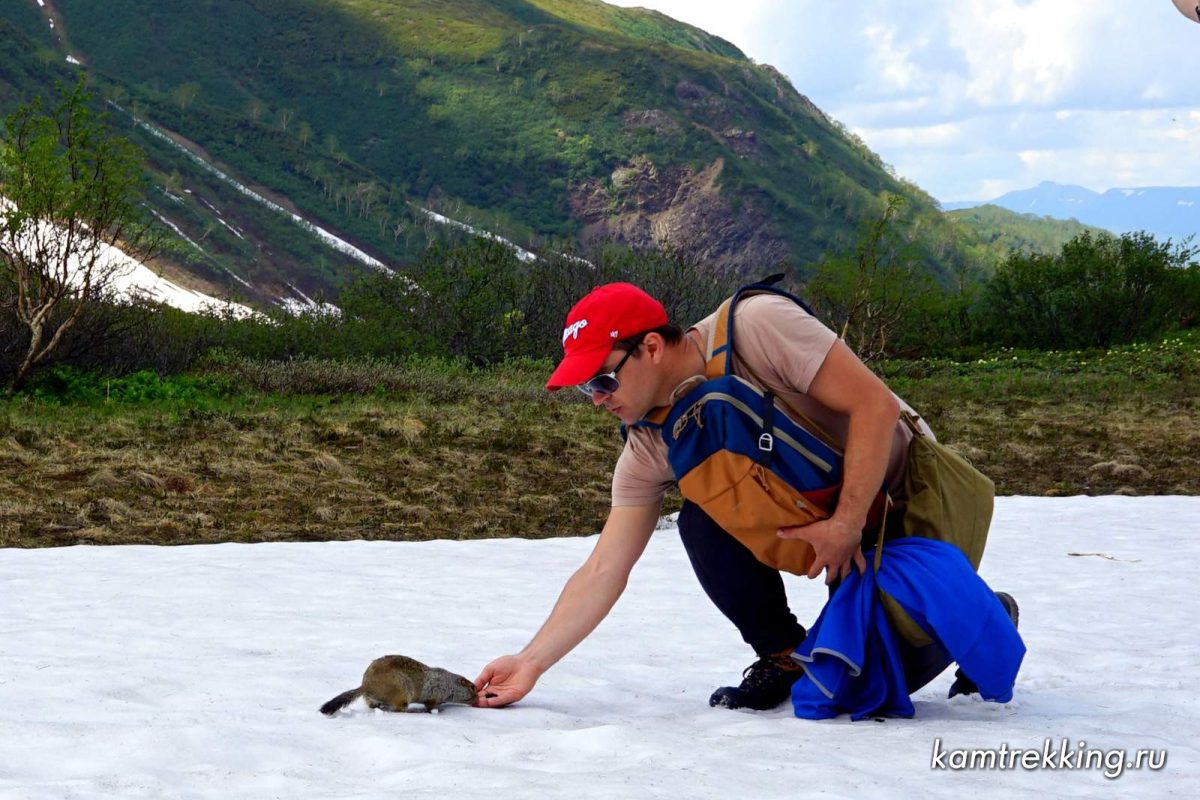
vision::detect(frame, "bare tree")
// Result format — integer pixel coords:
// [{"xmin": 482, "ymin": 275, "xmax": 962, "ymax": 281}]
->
[
  {"xmin": 172, "ymin": 81, "xmax": 201, "ymax": 110},
  {"xmin": 804, "ymin": 194, "xmax": 929, "ymax": 363},
  {"xmin": 245, "ymin": 96, "xmax": 266, "ymax": 124},
  {"xmin": 0, "ymin": 79, "xmax": 158, "ymax": 391},
  {"xmin": 296, "ymin": 121, "xmax": 313, "ymax": 149}
]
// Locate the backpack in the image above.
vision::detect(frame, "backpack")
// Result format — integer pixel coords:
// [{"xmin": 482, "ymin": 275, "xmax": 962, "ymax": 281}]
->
[
  {"xmin": 636, "ymin": 276, "xmax": 888, "ymax": 576},
  {"xmin": 639, "ymin": 276, "xmax": 995, "ymax": 646}
]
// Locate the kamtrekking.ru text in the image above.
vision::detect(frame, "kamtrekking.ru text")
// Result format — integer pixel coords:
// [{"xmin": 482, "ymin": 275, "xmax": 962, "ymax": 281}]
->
[{"xmin": 930, "ymin": 738, "xmax": 1167, "ymax": 779}]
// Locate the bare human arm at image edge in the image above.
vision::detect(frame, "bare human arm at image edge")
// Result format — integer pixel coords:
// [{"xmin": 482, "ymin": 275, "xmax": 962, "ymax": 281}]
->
[{"xmin": 474, "ymin": 503, "xmax": 660, "ymax": 707}]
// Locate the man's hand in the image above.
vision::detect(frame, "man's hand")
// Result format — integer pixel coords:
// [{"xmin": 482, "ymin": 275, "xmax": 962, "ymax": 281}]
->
[
  {"xmin": 777, "ymin": 515, "xmax": 866, "ymax": 585},
  {"xmin": 474, "ymin": 654, "xmax": 543, "ymax": 708},
  {"xmin": 473, "ymin": 505, "xmax": 657, "ymax": 709}
]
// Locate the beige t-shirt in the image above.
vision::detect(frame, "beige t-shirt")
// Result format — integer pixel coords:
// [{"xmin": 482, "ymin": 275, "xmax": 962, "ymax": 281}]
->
[{"xmin": 610, "ymin": 293, "xmax": 932, "ymax": 507}]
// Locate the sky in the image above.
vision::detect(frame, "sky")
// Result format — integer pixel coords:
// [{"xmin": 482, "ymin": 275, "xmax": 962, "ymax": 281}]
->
[{"xmin": 607, "ymin": 1, "xmax": 1200, "ymax": 203}]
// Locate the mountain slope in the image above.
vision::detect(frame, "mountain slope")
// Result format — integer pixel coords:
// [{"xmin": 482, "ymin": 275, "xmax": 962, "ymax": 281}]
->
[
  {"xmin": 0, "ymin": 9, "xmax": 444, "ymax": 310},
  {"xmin": 47, "ymin": 2, "xmax": 972, "ymax": 270},
  {"xmin": 947, "ymin": 204, "xmax": 1109, "ymax": 266},
  {"xmin": 3, "ymin": 0, "xmax": 1003, "ymax": 311}
]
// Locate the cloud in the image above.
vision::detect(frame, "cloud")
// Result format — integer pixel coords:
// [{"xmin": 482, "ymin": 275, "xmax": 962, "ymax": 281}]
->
[
  {"xmin": 948, "ymin": 0, "xmax": 1092, "ymax": 107},
  {"xmin": 925, "ymin": 107, "xmax": 1200, "ymax": 198},
  {"xmin": 607, "ymin": 0, "xmax": 1200, "ymax": 200},
  {"xmin": 861, "ymin": 24, "xmax": 920, "ymax": 93},
  {"xmin": 849, "ymin": 122, "xmax": 964, "ymax": 149}
]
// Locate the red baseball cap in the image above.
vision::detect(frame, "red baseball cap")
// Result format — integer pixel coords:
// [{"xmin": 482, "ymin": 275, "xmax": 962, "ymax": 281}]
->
[{"xmin": 545, "ymin": 283, "xmax": 669, "ymax": 391}]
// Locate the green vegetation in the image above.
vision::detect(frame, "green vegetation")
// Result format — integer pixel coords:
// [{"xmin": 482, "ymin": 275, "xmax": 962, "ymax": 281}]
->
[
  {"xmin": 877, "ymin": 332, "xmax": 1200, "ymax": 500},
  {"xmin": 1, "ymin": 331, "xmax": 1195, "ymax": 548},
  {"xmin": 0, "ymin": 17, "xmax": 72, "ymax": 109},
  {"xmin": 3, "ymin": 2, "xmax": 1195, "ymax": 552},
  {"xmin": 0, "ymin": 358, "xmax": 618, "ymax": 548},
  {"xmin": 2, "ymin": 0, "xmax": 1110, "ymax": 309},
  {"xmin": 805, "ymin": 216, "xmax": 1199, "ymax": 360},
  {"xmin": 24, "ymin": 366, "xmax": 240, "ymax": 405},
  {"xmin": 1, "ymin": 236, "xmax": 742, "ymax": 385},
  {"xmin": 3, "ymin": 225, "xmax": 1195, "ymax": 391},
  {"xmin": 1, "ymin": 229, "xmax": 1194, "ymax": 549},
  {"xmin": 1, "ymin": 79, "xmax": 159, "ymax": 391},
  {"xmin": 805, "ymin": 195, "xmax": 934, "ymax": 362},
  {"xmin": 977, "ymin": 232, "xmax": 1199, "ymax": 349},
  {"xmin": 947, "ymin": 204, "xmax": 1106, "ymax": 266},
  {"xmin": 0, "ymin": 14, "xmax": 386, "ymax": 307}
]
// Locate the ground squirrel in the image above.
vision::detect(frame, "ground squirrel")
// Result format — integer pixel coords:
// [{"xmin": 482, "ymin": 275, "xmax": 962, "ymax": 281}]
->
[{"xmin": 320, "ymin": 655, "xmax": 478, "ymax": 715}]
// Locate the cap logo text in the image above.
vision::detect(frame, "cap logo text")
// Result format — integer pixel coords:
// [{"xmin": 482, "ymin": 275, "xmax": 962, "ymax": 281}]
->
[{"xmin": 563, "ymin": 319, "xmax": 589, "ymax": 344}]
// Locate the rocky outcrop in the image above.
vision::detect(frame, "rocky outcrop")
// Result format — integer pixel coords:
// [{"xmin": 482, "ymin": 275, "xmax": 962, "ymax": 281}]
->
[
  {"xmin": 621, "ymin": 109, "xmax": 680, "ymax": 135},
  {"xmin": 568, "ymin": 156, "xmax": 790, "ymax": 274},
  {"xmin": 720, "ymin": 127, "xmax": 759, "ymax": 158}
]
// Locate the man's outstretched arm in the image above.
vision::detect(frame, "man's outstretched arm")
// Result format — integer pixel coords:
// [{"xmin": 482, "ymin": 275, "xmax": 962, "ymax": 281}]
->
[{"xmin": 475, "ymin": 503, "xmax": 660, "ymax": 707}]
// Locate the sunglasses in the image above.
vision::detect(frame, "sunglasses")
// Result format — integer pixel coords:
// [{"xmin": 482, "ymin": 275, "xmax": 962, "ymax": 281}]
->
[{"xmin": 577, "ymin": 343, "xmax": 640, "ymax": 397}]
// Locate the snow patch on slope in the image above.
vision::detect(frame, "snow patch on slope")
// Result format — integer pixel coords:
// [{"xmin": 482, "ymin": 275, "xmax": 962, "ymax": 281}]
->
[
  {"xmin": 418, "ymin": 208, "xmax": 537, "ymax": 262},
  {"xmin": 108, "ymin": 103, "xmax": 550, "ymax": 272},
  {"xmin": 112, "ymin": 105, "xmax": 395, "ymax": 274},
  {"xmin": 2, "ymin": 196, "xmax": 256, "ymax": 318}
]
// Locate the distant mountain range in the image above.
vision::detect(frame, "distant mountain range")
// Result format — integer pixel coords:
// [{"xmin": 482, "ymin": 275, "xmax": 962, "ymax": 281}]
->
[{"xmin": 944, "ymin": 182, "xmax": 1200, "ymax": 243}]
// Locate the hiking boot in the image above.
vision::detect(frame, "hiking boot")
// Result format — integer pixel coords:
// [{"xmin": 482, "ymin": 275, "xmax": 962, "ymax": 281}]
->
[
  {"xmin": 948, "ymin": 591, "xmax": 1020, "ymax": 699},
  {"xmin": 995, "ymin": 591, "xmax": 1020, "ymax": 628},
  {"xmin": 709, "ymin": 650, "xmax": 804, "ymax": 711}
]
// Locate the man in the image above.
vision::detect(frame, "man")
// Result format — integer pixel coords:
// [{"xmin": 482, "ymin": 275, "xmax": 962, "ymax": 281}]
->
[{"xmin": 475, "ymin": 282, "xmax": 1007, "ymax": 711}]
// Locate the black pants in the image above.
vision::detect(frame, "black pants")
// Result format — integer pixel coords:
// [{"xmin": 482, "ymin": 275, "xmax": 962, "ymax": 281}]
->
[{"xmin": 677, "ymin": 500, "xmax": 953, "ymax": 693}]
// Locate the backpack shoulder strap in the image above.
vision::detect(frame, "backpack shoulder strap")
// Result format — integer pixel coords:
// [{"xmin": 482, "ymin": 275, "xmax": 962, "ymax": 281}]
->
[
  {"xmin": 627, "ymin": 404, "xmax": 671, "ymax": 437},
  {"xmin": 705, "ymin": 274, "xmax": 810, "ymax": 374},
  {"xmin": 704, "ymin": 296, "xmax": 735, "ymax": 379},
  {"xmin": 713, "ymin": 275, "xmax": 844, "ymax": 454}
]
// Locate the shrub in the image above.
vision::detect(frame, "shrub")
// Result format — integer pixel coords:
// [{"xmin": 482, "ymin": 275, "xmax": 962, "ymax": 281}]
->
[{"xmin": 979, "ymin": 231, "xmax": 1198, "ymax": 349}]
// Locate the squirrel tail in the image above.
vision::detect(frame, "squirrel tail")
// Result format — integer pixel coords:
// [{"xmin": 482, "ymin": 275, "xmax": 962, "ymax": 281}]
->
[{"xmin": 320, "ymin": 687, "xmax": 363, "ymax": 716}]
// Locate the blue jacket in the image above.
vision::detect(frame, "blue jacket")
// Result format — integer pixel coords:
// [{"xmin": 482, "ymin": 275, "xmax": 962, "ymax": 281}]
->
[{"xmin": 791, "ymin": 537, "xmax": 1025, "ymax": 720}]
